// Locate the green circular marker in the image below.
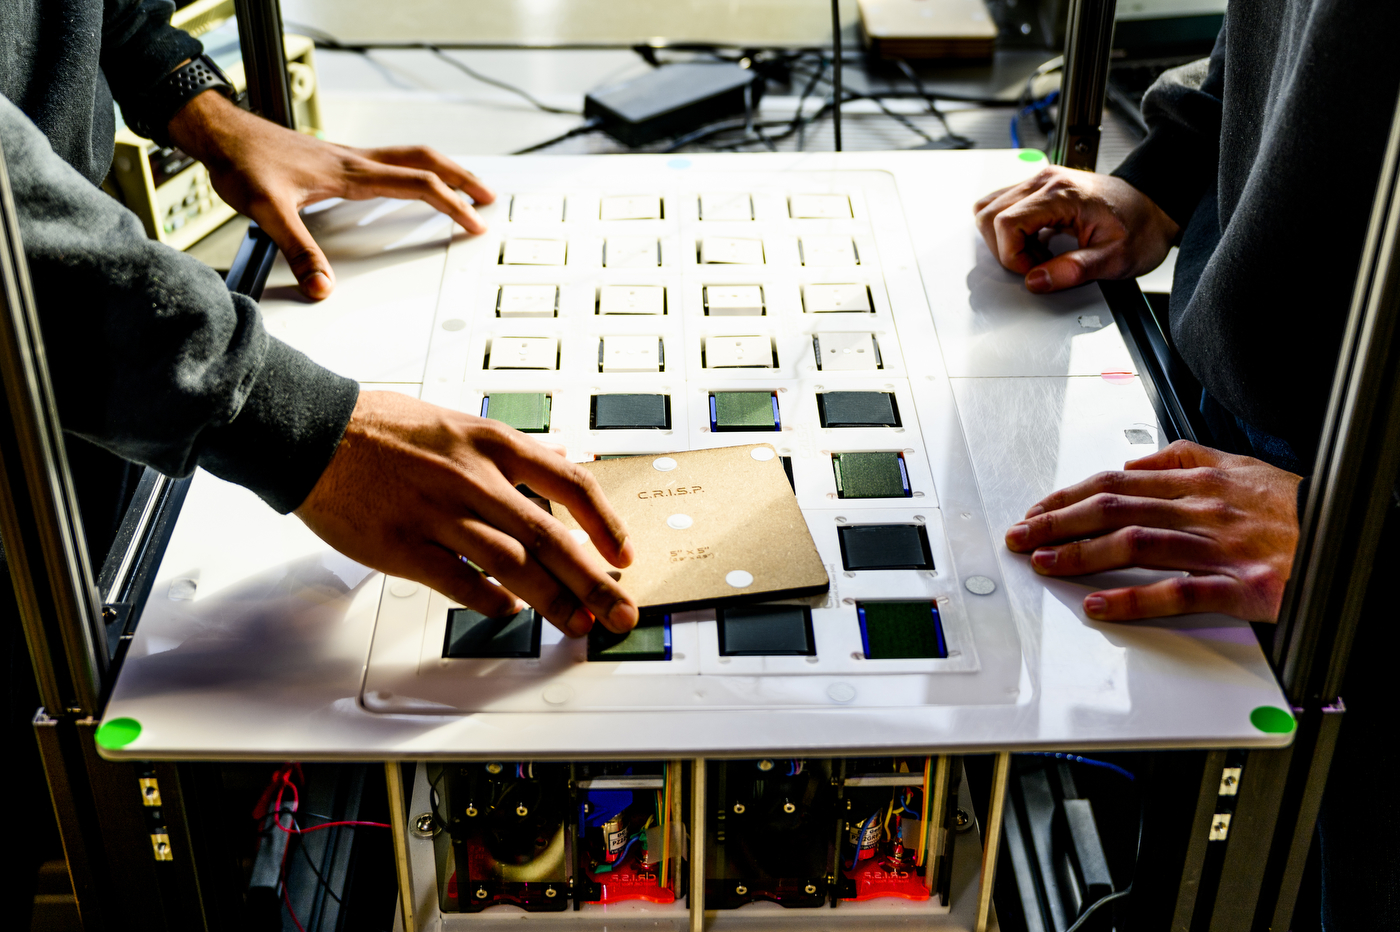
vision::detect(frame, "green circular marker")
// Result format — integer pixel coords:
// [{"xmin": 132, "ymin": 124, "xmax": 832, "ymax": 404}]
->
[
  {"xmin": 1018, "ymin": 150, "xmax": 1046, "ymax": 162},
  {"xmin": 1250, "ymin": 706, "xmax": 1295, "ymax": 734},
  {"xmin": 95, "ymin": 717, "xmax": 142, "ymax": 750}
]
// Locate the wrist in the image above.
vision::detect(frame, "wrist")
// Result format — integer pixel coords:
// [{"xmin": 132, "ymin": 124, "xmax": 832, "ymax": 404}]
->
[{"xmin": 166, "ymin": 87, "xmax": 249, "ymax": 164}]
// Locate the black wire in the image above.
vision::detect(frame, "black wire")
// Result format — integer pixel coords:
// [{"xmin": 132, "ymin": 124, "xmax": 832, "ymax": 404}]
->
[
  {"xmin": 511, "ymin": 118, "xmax": 604, "ymax": 155},
  {"xmin": 891, "ymin": 58, "xmax": 976, "ymax": 147},
  {"xmin": 424, "ymin": 45, "xmax": 583, "ymax": 115},
  {"xmin": 293, "ymin": 824, "xmax": 344, "ymax": 904},
  {"xmin": 830, "ymin": 0, "xmax": 842, "ymax": 151}
]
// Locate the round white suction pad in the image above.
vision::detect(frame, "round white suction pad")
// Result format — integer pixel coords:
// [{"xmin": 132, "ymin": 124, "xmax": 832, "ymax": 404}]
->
[
  {"xmin": 652, "ymin": 456, "xmax": 678, "ymax": 471},
  {"xmin": 725, "ymin": 570, "xmax": 754, "ymax": 588},
  {"xmin": 750, "ymin": 447, "xmax": 775, "ymax": 462},
  {"xmin": 667, "ymin": 514, "xmax": 693, "ymax": 530}
]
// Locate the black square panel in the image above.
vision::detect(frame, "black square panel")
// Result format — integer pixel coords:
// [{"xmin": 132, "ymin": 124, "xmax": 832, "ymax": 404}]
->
[
  {"xmin": 443, "ymin": 608, "xmax": 542, "ymax": 658},
  {"xmin": 588, "ymin": 614, "xmax": 672, "ymax": 661},
  {"xmin": 591, "ymin": 394, "xmax": 672, "ymax": 429},
  {"xmin": 857, "ymin": 601, "xmax": 946, "ymax": 659},
  {"xmin": 838, "ymin": 524, "xmax": 934, "ymax": 571},
  {"xmin": 717, "ymin": 605, "xmax": 815, "ymax": 656},
  {"xmin": 817, "ymin": 392, "xmax": 901, "ymax": 428}
]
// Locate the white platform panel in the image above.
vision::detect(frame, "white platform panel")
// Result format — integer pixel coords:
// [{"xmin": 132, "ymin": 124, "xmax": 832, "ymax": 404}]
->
[{"xmin": 99, "ymin": 152, "xmax": 1291, "ymax": 760}]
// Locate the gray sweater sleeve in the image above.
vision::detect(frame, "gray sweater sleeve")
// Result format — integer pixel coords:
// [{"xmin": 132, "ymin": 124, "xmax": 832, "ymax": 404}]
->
[
  {"xmin": 1, "ymin": 93, "xmax": 358, "ymax": 514},
  {"xmin": 1111, "ymin": 20, "xmax": 1227, "ymax": 228}
]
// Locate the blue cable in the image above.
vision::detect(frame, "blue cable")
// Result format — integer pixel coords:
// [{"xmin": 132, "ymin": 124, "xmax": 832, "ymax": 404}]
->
[
  {"xmin": 1011, "ymin": 90, "xmax": 1059, "ymax": 150},
  {"xmin": 1027, "ymin": 752, "xmax": 1135, "ymax": 782}
]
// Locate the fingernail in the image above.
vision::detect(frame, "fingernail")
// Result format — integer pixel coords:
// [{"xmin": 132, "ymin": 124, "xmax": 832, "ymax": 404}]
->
[
  {"xmin": 617, "ymin": 537, "xmax": 637, "ymax": 567},
  {"xmin": 1025, "ymin": 504, "xmax": 1045, "ymax": 518},
  {"xmin": 1027, "ymin": 269, "xmax": 1051, "ymax": 292},
  {"xmin": 607, "ymin": 599, "xmax": 639, "ymax": 632},
  {"xmin": 1031, "ymin": 549, "xmax": 1057, "ymax": 569},
  {"xmin": 1006, "ymin": 523, "xmax": 1029, "ymax": 545},
  {"xmin": 1084, "ymin": 595, "xmax": 1107, "ymax": 616},
  {"xmin": 302, "ymin": 271, "xmax": 333, "ymax": 298}
]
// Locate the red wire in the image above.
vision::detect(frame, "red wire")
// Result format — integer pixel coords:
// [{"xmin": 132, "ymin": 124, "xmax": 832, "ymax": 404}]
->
[
  {"xmin": 283, "ymin": 888, "xmax": 308, "ymax": 932},
  {"xmin": 276, "ymin": 819, "xmax": 392, "ymax": 834}
]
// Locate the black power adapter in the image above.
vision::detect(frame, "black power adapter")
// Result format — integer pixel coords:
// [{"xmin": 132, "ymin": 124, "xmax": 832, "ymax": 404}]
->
[{"xmin": 584, "ymin": 62, "xmax": 765, "ymax": 147}]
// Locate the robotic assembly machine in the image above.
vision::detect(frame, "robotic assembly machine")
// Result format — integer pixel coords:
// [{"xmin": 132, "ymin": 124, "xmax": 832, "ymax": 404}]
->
[{"xmin": 93, "ymin": 150, "xmax": 1294, "ymax": 931}]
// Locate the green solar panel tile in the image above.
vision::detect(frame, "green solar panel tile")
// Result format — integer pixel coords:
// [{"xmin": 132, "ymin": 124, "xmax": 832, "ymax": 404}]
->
[
  {"xmin": 858, "ymin": 601, "xmax": 946, "ymax": 659},
  {"xmin": 832, "ymin": 452, "xmax": 910, "ymax": 498},
  {"xmin": 484, "ymin": 393, "xmax": 551, "ymax": 432},
  {"xmin": 713, "ymin": 392, "xmax": 777, "ymax": 430},
  {"xmin": 588, "ymin": 616, "xmax": 671, "ymax": 661}
]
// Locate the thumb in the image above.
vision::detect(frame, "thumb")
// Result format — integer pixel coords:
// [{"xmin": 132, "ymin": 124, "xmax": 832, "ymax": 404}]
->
[
  {"xmin": 254, "ymin": 202, "xmax": 335, "ymax": 300},
  {"xmin": 1024, "ymin": 245, "xmax": 1117, "ymax": 294}
]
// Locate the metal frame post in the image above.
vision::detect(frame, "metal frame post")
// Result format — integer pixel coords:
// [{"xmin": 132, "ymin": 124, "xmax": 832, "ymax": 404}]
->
[
  {"xmin": 233, "ymin": 0, "xmax": 295, "ymax": 130},
  {"xmin": 1052, "ymin": 0, "xmax": 1119, "ymax": 170}
]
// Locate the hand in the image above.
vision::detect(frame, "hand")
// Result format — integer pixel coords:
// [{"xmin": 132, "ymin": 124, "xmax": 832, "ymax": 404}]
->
[
  {"xmin": 973, "ymin": 165, "xmax": 1179, "ymax": 294},
  {"xmin": 167, "ymin": 90, "xmax": 495, "ymax": 300},
  {"xmin": 1003, "ymin": 440, "xmax": 1302, "ymax": 622},
  {"xmin": 295, "ymin": 391, "xmax": 639, "ymax": 638}
]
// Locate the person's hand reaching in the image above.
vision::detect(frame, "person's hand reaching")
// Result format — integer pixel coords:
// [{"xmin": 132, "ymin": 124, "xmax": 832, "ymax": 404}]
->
[
  {"xmin": 1003, "ymin": 441, "xmax": 1302, "ymax": 622},
  {"xmin": 973, "ymin": 165, "xmax": 1179, "ymax": 293},
  {"xmin": 167, "ymin": 90, "xmax": 494, "ymax": 300},
  {"xmin": 296, "ymin": 392, "xmax": 639, "ymax": 638}
]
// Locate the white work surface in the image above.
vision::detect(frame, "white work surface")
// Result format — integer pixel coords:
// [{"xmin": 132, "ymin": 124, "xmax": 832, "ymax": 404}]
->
[{"xmin": 100, "ymin": 151, "xmax": 1290, "ymax": 760}]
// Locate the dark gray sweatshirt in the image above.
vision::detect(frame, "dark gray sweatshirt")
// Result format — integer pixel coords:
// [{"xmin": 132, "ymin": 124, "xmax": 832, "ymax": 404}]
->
[
  {"xmin": 1113, "ymin": 0, "xmax": 1400, "ymax": 469},
  {"xmin": 0, "ymin": 0, "xmax": 358, "ymax": 514}
]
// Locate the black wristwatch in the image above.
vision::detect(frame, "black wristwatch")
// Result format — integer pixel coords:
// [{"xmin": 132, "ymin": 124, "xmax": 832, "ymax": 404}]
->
[{"xmin": 128, "ymin": 54, "xmax": 236, "ymax": 146}]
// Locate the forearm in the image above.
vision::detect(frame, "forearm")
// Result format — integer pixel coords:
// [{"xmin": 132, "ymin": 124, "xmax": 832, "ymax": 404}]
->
[{"xmin": 2, "ymin": 94, "xmax": 355, "ymax": 512}]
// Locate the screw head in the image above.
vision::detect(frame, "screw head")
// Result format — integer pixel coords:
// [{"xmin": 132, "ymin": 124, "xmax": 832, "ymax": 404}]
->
[
  {"xmin": 757, "ymin": 759, "xmax": 774, "ymax": 772},
  {"xmin": 486, "ymin": 762, "xmax": 503, "ymax": 774},
  {"xmin": 413, "ymin": 813, "xmax": 435, "ymax": 837},
  {"xmin": 954, "ymin": 808, "xmax": 973, "ymax": 832}
]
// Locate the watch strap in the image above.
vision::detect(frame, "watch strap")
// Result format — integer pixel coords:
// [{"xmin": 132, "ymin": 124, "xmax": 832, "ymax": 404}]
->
[{"xmin": 128, "ymin": 54, "xmax": 235, "ymax": 147}]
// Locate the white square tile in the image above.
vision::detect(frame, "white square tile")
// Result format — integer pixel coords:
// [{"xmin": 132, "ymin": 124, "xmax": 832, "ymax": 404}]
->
[
  {"xmin": 705, "ymin": 335, "xmax": 774, "ymax": 368},
  {"xmin": 790, "ymin": 194, "xmax": 852, "ymax": 219},
  {"xmin": 815, "ymin": 332, "xmax": 880, "ymax": 371},
  {"xmin": 510, "ymin": 194, "xmax": 564, "ymax": 222},
  {"xmin": 502, "ymin": 238, "xmax": 567, "ymax": 265},
  {"xmin": 705, "ymin": 285, "xmax": 765, "ymax": 316},
  {"xmin": 800, "ymin": 236, "xmax": 858, "ymax": 266},
  {"xmin": 488, "ymin": 336, "xmax": 558, "ymax": 369},
  {"xmin": 599, "ymin": 285, "xmax": 665, "ymax": 315},
  {"xmin": 700, "ymin": 236, "xmax": 765, "ymax": 265},
  {"xmin": 600, "ymin": 194, "xmax": 662, "ymax": 220},
  {"xmin": 803, "ymin": 283, "xmax": 871, "ymax": 313},
  {"xmin": 601, "ymin": 334, "xmax": 662, "ymax": 372},
  {"xmin": 605, "ymin": 236, "xmax": 660, "ymax": 268},
  {"xmin": 497, "ymin": 284, "xmax": 558, "ymax": 318},
  {"xmin": 699, "ymin": 193, "xmax": 753, "ymax": 221}
]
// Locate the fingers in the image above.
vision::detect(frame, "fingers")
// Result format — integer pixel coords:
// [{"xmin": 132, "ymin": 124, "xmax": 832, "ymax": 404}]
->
[
  {"xmin": 470, "ymin": 482, "xmax": 638, "ymax": 635},
  {"xmin": 1024, "ymin": 245, "xmax": 1119, "ymax": 293},
  {"xmin": 1082, "ymin": 575, "xmax": 1245, "ymax": 621},
  {"xmin": 346, "ymin": 162, "xmax": 487, "ymax": 234},
  {"xmin": 1027, "ymin": 526, "xmax": 1220, "ymax": 577},
  {"xmin": 437, "ymin": 513, "xmax": 604, "ymax": 638},
  {"xmin": 363, "ymin": 146, "xmax": 496, "ymax": 205},
  {"xmin": 1006, "ymin": 492, "xmax": 1194, "ymax": 552},
  {"xmin": 1024, "ymin": 469, "xmax": 1194, "ymax": 519},
  {"xmin": 497, "ymin": 443, "xmax": 635, "ymax": 569},
  {"xmin": 407, "ymin": 544, "xmax": 522, "ymax": 619},
  {"xmin": 1124, "ymin": 439, "xmax": 1228, "ymax": 471},
  {"xmin": 253, "ymin": 203, "xmax": 336, "ymax": 299}
]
